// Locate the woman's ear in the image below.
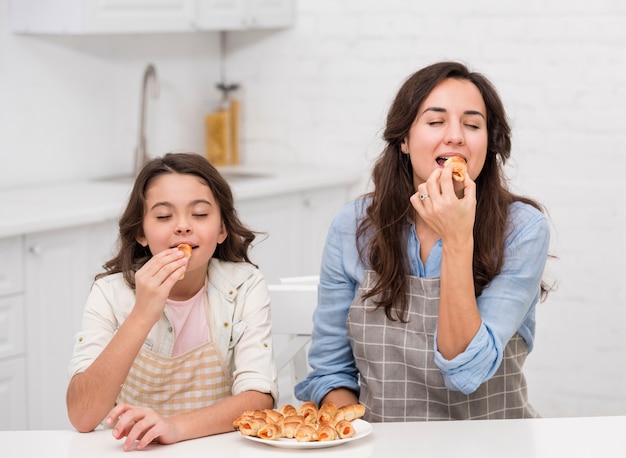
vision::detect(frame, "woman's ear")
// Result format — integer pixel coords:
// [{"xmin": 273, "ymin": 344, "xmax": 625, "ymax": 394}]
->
[{"xmin": 401, "ymin": 138, "xmax": 409, "ymax": 154}]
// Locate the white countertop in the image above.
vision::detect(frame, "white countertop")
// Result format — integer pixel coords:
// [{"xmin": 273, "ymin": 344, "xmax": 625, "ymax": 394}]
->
[
  {"xmin": 0, "ymin": 165, "xmax": 361, "ymax": 239},
  {"xmin": 3, "ymin": 416, "xmax": 625, "ymax": 457}
]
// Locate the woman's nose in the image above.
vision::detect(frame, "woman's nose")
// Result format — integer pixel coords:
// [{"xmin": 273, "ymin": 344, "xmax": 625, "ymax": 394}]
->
[{"xmin": 444, "ymin": 124, "xmax": 465, "ymax": 145}]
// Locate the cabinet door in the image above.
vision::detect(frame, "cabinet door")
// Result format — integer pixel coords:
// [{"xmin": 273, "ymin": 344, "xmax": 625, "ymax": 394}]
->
[
  {"xmin": 10, "ymin": 0, "xmax": 196, "ymax": 34},
  {"xmin": 245, "ymin": 0, "xmax": 294, "ymax": 29},
  {"xmin": 24, "ymin": 220, "xmax": 118, "ymax": 430},
  {"xmin": 195, "ymin": 0, "xmax": 294, "ymax": 30},
  {"xmin": 0, "ymin": 296, "xmax": 25, "ymax": 360},
  {"xmin": 236, "ymin": 185, "xmax": 350, "ymax": 283},
  {"xmin": 84, "ymin": 0, "xmax": 196, "ymax": 33},
  {"xmin": 0, "ymin": 358, "xmax": 27, "ymax": 430},
  {"xmin": 237, "ymin": 193, "xmax": 301, "ymax": 283},
  {"xmin": 0, "ymin": 237, "xmax": 24, "ymax": 296}
]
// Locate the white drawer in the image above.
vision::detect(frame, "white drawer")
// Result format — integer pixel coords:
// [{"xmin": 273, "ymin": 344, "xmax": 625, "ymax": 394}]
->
[
  {"xmin": 0, "ymin": 236, "xmax": 24, "ymax": 296},
  {"xmin": 0, "ymin": 295, "xmax": 25, "ymax": 359}
]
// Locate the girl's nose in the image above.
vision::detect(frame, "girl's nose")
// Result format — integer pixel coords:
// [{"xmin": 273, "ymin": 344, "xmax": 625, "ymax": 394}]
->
[{"xmin": 175, "ymin": 218, "xmax": 192, "ymax": 234}]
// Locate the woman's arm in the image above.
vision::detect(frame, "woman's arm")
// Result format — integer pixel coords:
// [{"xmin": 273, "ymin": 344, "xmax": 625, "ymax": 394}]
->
[
  {"xmin": 295, "ymin": 204, "xmax": 362, "ymax": 405},
  {"xmin": 434, "ymin": 202, "xmax": 551, "ymax": 393}
]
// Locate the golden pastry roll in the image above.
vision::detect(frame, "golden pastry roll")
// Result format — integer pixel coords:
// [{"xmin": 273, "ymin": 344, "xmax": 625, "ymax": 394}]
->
[
  {"xmin": 263, "ymin": 408, "xmax": 284, "ymax": 424},
  {"xmin": 333, "ymin": 404, "xmax": 366, "ymax": 422},
  {"xmin": 318, "ymin": 401, "xmax": 338, "ymax": 426},
  {"xmin": 283, "ymin": 415, "xmax": 304, "ymax": 424},
  {"xmin": 237, "ymin": 417, "xmax": 267, "ymax": 436},
  {"xmin": 257, "ymin": 423, "xmax": 283, "ymax": 440},
  {"xmin": 297, "ymin": 401, "xmax": 318, "ymax": 424},
  {"xmin": 335, "ymin": 419, "xmax": 356, "ymax": 439},
  {"xmin": 317, "ymin": 425, "xmax": 338, "ymax": 442},
  {"xmin": 278, "ymin": 404, "xmax": 298, "ymax": 417},
  {"xmin": 445, "ymin": 156, "xmax": 467, "ymax": 182},
  {"xmin": 282, "ymin": 421, "xmax": 301, "ymax": 439},
  {"xmin": 176, "ymin": 243, "xmax": 192, "ymax": 280},
  {"xmin": 294, "ymin": 424, "xmax": 318, "ymax": 442}
]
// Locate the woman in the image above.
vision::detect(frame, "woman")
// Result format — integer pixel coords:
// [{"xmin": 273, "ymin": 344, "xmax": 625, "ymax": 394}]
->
[{"xmin": 295, "ymin": 62, "xmax": 552, "ymax": 421}]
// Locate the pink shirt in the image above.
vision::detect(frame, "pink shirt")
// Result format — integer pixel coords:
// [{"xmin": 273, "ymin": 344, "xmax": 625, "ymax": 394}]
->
[{"xmin": 166, "ymin": 286, "xmax": 210, "ymax": 357}]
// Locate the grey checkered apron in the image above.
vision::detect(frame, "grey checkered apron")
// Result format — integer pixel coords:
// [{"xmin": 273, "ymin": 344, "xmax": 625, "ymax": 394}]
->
[{"xmin": 347, "ymin": 270, "xmax": 538, "ymax": 421}]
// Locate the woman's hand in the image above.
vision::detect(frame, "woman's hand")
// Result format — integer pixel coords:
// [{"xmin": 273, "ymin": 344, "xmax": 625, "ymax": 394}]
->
[
  {"xmin": 132, "ymin": 248, "xmax": 188, "ymax": 325},
  {"xmin": 410, "ymin": 165, "xmax": 476, "ymax": 244},
  {"xmin": 107, "ymin": 403, "xmax": 180, "ymax": 451}
]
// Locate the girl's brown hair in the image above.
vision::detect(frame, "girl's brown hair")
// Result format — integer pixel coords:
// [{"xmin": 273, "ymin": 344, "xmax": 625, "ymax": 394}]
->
[
  {"xmin": 357, "ymin": 61, "xmax": 551, "ymax": 322},
  {"xmin": 97, "ymin": 152, "xmax": 256, "ymax": 289}
]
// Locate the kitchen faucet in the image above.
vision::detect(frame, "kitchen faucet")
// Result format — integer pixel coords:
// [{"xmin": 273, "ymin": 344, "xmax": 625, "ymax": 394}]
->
[{"xmin": 135, "ymin": 63, "xmax": 159, "ymax": 175}]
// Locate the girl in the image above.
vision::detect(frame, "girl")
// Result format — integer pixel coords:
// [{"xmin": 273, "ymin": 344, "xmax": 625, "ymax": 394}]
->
[
  {"xmin": 67, "ymin": 152, "xmax": 277, "ymax": 450},
  {"xmin": 295, "ymin": 62, "xmax": 553, "ymax": 421}
]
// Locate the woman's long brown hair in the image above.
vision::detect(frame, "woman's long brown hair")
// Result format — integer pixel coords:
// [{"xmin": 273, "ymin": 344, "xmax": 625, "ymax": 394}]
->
[
  {"xmin": 97, "ymin": 152, "xmax": 257, "ymax": 289},
  {"xmin": 356, "ymin": 62, "xmax": 552, "ymax": 322}
]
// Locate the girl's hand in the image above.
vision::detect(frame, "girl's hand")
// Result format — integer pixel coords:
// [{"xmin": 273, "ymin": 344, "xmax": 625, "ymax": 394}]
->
[
  {"xmin": 410, "ymin": 165, "xmax": 476, "ymax": 244},
  {"xmin": 132, "ymin": 248, "xmax": 188, "ymax": 325},
  {"xmin": 106, "ymin": 403, "xmax": 180, "ymax": 451}
]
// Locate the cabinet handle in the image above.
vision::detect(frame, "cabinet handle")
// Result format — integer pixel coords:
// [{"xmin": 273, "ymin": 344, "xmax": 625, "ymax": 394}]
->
[{"xmin": 29, "ymin": 245, "xmax": 43, "ymax": 256}]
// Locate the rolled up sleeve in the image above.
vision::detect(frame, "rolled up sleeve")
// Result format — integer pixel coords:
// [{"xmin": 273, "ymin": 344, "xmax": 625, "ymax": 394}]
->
[{"xmin": 434, "ymin": 203, "xmax": 550, "ymax": 393}]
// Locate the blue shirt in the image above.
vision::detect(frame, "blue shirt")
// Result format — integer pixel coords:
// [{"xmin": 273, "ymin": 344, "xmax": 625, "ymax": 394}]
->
[{"xmin": 295, "ymin": 198, "xmax": 550, "ymax": 404}]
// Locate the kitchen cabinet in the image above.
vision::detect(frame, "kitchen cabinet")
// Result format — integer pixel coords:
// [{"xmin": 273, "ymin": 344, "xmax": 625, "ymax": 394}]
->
[
  {"xmin": 0, "ymin": 237, "xmax": 27, "ymax": 430},
  {"xmin": 238, "ymin": 184, "xmax": 348, "ymax": 283},
  {"xmin": 22, "ymin": 220, "xmax": 118, "ymax": 430},
  {"xmin": 23, "ymin": 221, "xmax": 118, "ymax": 430},
  {"xmin": 10, "ymin": 0, "xmax": 295, "ymax": 34},
  {"xmin": 196, "ymin": 0, "xmax": 294, "ymax": 30}
]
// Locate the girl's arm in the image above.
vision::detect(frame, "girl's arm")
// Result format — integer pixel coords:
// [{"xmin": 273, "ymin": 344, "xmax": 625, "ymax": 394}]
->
[
  {"xmin": 67, "ymin": 248, "xmax": 187, "ymax": 431},
  {"xmin": 107, "ymin": 390, "xmax": 273, "ymax": 450}
]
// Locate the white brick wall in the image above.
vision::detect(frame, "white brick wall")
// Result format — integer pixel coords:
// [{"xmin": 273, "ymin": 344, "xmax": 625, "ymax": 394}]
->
[
  {"xmin": 1, "ymin": 0, "xmax": 624, "ymax": 418},
  {"xmin": 228, "ymin": 0, "xmax": 626, "ymax": 417}
]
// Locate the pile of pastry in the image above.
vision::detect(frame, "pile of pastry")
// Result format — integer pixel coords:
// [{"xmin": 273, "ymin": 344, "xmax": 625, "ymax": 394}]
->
[{"xmin": 234, "ymin": 401, "xmax": 366, "ymax": 442}]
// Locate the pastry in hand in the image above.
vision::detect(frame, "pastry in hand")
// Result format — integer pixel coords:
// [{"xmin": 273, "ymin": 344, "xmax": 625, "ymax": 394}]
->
[
  {"xmin": 445, "ymin": 156, "xmax": 467, "ymax": 182},
  {"xmin": 176, "ymin": 243, "xmax": 192, "ymax": 280}
]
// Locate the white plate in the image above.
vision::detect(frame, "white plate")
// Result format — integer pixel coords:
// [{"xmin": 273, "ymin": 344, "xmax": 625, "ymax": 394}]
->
[{"xmin": 240, "ymin": 419, "xmax": 372, "ymax": 449}]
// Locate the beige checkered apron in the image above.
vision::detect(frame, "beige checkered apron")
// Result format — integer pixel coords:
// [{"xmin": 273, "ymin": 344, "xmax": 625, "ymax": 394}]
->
[
  {"xmin": 347, "ymin": 270, "xmax": 538, "ymax": 421},
  {"xmin": 117, "ymin": 339, "xmax": 232, "ymax": 417}
]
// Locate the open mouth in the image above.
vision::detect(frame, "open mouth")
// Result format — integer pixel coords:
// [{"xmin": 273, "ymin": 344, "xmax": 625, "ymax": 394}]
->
[{"xmin": 436, "ymin": 155, "xmax": 466, "ymax": 167}]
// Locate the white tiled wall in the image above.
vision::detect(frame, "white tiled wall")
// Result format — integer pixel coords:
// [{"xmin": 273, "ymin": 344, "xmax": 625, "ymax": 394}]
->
[{"xmin": 228, "ymin": 1, "xmax": 626, "ymax": 417}]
